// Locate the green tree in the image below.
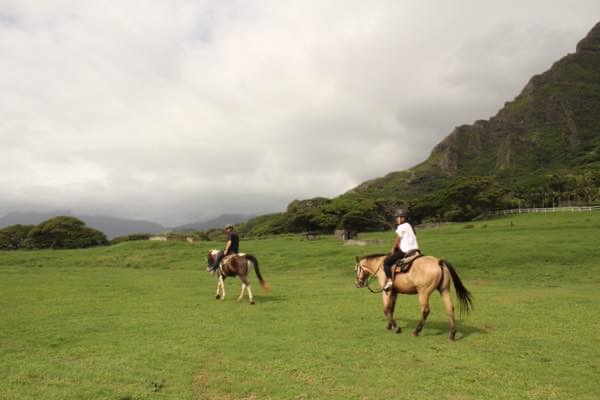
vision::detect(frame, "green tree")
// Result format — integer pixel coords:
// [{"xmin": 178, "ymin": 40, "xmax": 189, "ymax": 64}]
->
[
  {"xmin": 410, "ymin": 177, "xmax": 513, "ymax": 222},
  {"xmin": 285, "ymin": 197, "xmax": 333, "ymax": 233},
  {"xmin": 441, "ymin": 177, "xmax": 512, "ymax": 221},
  {"xmin": 238, "ymin": 213, "xmax": 288, "ymax": 237},
  {"xmin": 409, "ymin": 192, "xmax": 444, "ymax": 223},
  {"xmin": 0, "ymin": 224, "xmax": 35, "ymax": 250},
  {"xmin": 23, "ymin": 216, "xmax": 108, "ymax": 250}
]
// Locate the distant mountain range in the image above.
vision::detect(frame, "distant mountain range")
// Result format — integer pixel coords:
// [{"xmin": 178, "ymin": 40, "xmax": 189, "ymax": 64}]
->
[
  {"xmin": 0, "ymin": 211, "xmax": 165, "ymax": 239},
  {"xmin": 170, "ymin": 214, "xmax": 257, "ymax": 233},
  {"xmin": 0, "ymin": 211, "xmax": 256, "ymax": 239}
]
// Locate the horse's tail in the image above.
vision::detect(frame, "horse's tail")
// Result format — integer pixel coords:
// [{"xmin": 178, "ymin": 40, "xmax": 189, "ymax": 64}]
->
[
  {"xmin": 440, "ymin": 259, "xmax": 473, "ymax": 315},
  {"xmin": 245, "ymin": 254, "xmax": 269, "ymax": 293}
]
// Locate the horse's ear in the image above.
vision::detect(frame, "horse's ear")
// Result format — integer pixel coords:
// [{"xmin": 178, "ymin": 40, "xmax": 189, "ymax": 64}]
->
[{"xmin": 356, "ymin": 256, "xmax": 359, "ymax": 262}]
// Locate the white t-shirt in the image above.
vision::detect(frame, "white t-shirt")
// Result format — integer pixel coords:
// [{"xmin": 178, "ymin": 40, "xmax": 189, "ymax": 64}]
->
[{"xmin": 395, "ymin": 223, "xmax": 419, "ymax": 253}]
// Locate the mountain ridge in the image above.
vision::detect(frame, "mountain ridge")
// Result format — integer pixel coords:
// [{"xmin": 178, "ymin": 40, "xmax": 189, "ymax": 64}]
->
[
  {"xmin": 170, "ymin": 214, "xmax": 257, "ymax": 233},
  {"xmin": 0, "ymin": 211, "xmax": 258, "ymax": 239},
  {"xmin": 345, "ymin": 20, "xmax": 600, "ymax": 200},
  {"xmin": 236, "ymin": 21, "xmax": 600, "ymax": 234}
]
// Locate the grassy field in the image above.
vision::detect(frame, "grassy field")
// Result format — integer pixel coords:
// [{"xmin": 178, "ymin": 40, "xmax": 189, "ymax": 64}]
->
[{"xmin": 1, "ymin": 212, "xmax": 599, "ymax": 399}]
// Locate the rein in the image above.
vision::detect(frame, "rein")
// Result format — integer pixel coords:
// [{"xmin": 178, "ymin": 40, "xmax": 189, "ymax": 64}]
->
[{"xmin": 363, "ymin": 263, "xmax": 384, "ymax": 294}]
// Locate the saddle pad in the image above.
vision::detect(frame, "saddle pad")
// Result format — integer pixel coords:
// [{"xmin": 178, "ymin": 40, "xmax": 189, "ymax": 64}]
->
[
  {"xmin": 393, "ymin": 250, "xmax": 423, "ymax": 274},
  {"xmin": 221, "ymin": 253, "xmax": 245, "ymax": 265}
]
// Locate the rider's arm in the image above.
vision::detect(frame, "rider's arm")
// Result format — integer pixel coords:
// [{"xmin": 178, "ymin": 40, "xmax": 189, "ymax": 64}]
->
[
  {"xmin": 391, "ymin": 235, "xmax": 401, "ymax": 253},
  {"xmin": 224, "ymin": 240, "xmax": 232, "ymax": 255}
]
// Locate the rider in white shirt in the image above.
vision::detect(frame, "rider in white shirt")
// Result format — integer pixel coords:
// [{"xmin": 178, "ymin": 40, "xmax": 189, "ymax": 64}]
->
[{"xmin": 383, "ymin": 210, "xmax": 419, "ymax": 291}]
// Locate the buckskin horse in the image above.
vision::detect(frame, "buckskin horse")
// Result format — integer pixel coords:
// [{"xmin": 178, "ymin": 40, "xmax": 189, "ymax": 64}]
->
[
  {"xmin": 354, "ymin": 253, "xmax": 473, "ymax": 341},
  {"xmin": 207, "ymin": 250, "xmax": 268, "ymax": 304}
]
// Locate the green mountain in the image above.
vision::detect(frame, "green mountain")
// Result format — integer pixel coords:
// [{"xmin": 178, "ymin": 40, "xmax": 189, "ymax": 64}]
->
[
  {"xmin": 348, "ymin": 21, "xmax": 600, "ymax": 200},
  {"xmin": 239, "ymin": 22, "xmax": 600, "ymax": 235}
]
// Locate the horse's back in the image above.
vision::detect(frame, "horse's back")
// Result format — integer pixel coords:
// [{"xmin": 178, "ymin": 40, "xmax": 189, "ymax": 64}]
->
[
  {"xmin": 223, "ymin": 255, "xmax": 250, "ymax": 277},
  {"xmin": 407, "ymin": 256, "xmax": 442, "ymax": 286}
]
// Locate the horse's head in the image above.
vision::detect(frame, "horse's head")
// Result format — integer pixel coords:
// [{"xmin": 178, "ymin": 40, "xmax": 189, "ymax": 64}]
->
[
  {"xmin": 207, "ymin": 249, "xmax": 219, "ymax": 269},
  {"xmin": 354, "ymin": 256, "xmax": 370, "ymax": 288}
]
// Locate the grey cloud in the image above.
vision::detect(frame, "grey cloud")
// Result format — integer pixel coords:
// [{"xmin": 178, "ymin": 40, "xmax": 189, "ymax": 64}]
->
[{"xmin": 1, "ymin": 1, "xmax": 599, "ymax": 225}]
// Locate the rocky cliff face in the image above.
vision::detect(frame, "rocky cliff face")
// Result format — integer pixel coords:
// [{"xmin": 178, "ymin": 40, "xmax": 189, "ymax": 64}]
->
[
  {"xmin": 346, "ymin": 21, "xmax": 600, "ymax": 201},
  {"xmin": 428, "ymin": 21, "xmax": 600, "ymax": 177},
  {"xmin": 576, "ymin": 21, "xmax": 600, "ymax": 54}
]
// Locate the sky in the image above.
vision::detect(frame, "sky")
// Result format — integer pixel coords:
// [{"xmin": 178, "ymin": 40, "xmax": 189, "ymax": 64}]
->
[{"xmin": 1, "ymin": 1, "xmax": 599, "ymax": 226}]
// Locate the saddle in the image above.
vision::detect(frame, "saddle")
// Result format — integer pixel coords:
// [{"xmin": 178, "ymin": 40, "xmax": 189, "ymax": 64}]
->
[{"xmin": 393, "ymin": 250, "xmax": 423, "ymax": 275}]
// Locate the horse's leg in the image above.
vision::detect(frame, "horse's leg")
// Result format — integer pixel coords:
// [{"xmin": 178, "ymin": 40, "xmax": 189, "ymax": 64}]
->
[
  {"xmin": 441, "ymin": 289, "xmax": 457, "ymax": 341},
  {"xmin": 219, "ymin": 275, "xmax": 226, "ymax": 300},
  {"xmin": 413, "ymin": 290, "xmax": 431, "ymax": 337},
  {"xmin": 390, "ymin": 292, "xmax": 401, "ymax": 333},
  {"xmin": 246, "ymin": 284, "xmax": 254, "ymax": 305},
  {"xmin": 240, "ymin": 275, "xmax": 254, "ymax": 304},
  {"xmin": 217, "ymin": 278, "xmax": 223, "ymax": 299},
  {"xmin": 238, "ymin": 283, "xmax": 246, "ymax": 302},
  {"xmin": 382, "ymin": 292, "xmax": 398, "ymax": 332}
]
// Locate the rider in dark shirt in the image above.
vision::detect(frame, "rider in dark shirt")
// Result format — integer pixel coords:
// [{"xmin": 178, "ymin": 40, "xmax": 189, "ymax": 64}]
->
[{"xmin": 209, "ymin": 224, "xmax": 239, "ymax": 273}]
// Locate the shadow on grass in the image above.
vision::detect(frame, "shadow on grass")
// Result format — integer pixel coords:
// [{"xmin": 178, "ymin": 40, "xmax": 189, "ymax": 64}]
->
[{"xmin": 399, "ymin": 319, "xmax": 487, "ymax": 341}]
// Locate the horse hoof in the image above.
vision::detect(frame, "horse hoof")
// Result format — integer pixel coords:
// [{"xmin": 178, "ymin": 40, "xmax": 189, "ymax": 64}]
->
[
  {"xmin": 387, "ymin": 325, "xmax": 392, "ymax": 331},
  {"xmin": 250, "ymin": 300, "xmax": 255, "ymax": 305},
  {"xmin": 412, "ymin": 331, "xmax": 420, "ymax": 337},
  {"xmin": 215, "ymin": 295, "xmax": 220, "ymax": 299},
  {"xmin": 449, "ymin": 336, "xmax": 456, "ymax": 342},
  {"xmin": 395, "ymin": 327, "xmax": 402, "ymax": 334}
]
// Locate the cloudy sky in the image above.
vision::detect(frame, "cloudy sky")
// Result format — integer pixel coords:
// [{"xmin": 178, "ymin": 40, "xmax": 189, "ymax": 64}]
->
[{"xmin": 1, "ymin": 1, "xmax": 599, "ymax": 225}]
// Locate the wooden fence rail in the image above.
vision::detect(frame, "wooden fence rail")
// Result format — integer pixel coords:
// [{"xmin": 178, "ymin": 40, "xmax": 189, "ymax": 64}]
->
[{"xmin": 491, "ymin": 206, "xmax": 600, "ymax": 216}]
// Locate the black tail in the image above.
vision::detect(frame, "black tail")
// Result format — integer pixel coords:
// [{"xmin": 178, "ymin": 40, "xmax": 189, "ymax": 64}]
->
[
  {"xmin": 440, "ymin": 259, "xmax": 473, "ymax": 315},
  {"xmin": 244, "ymin": 254, "xmax": 269, "ymax": 293}
]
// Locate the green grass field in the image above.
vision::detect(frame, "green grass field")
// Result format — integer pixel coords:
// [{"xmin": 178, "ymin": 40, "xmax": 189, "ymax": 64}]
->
[{"xmin": 1, "ymin": 212, "xmax": 600, "ymax": 399}]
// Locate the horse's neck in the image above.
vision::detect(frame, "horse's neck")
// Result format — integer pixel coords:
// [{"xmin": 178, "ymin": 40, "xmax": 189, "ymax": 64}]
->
[{"xmin": 368, "ymin": 257, "xmax": 386, "ymax": 275}]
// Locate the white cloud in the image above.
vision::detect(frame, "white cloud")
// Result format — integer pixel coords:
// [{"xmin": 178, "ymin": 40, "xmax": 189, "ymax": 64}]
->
[{"xmin": 1, "ymin": 0, "xmax": 599, "ymax": 225}]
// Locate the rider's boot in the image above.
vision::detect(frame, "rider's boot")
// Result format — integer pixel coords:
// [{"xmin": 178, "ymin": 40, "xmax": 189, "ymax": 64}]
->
[{"xmin": 383, "ymin": 279, "xmax": 393, "ymax": 291}]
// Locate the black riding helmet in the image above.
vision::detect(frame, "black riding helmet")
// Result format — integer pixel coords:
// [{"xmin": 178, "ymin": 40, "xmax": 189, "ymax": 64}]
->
[{"xmin": 394, "ymin": 209, "xmax": 408, "ymax": 218}]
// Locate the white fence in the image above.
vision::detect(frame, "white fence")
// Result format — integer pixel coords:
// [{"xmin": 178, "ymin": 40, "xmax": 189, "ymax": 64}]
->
[{"xmin": 492, "ymin": 206, "xmax": 600, "ymax": 216}]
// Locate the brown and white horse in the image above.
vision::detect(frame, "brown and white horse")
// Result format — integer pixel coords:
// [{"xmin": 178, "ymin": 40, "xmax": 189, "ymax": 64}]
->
[
  {"xmin": 207, "ymin": 250, "xmax": 268, "ymax": 304},
  {"xmin": 354, "ymin": 253, "xmax": 473, "ymax": 341}
]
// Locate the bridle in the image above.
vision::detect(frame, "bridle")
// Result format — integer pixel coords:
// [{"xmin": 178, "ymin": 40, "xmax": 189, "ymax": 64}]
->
[{"xmin": 356, "ymin": 261, "xmax": 383, "ymax": 294}]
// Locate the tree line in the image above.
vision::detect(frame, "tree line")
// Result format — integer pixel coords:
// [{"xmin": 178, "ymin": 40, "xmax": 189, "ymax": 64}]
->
[
  {"xmin": 2, "ymin": 172, "xmax": 598, "ymax": 249},
  {"xmin": 236, "ymin": 176, "xmax": 513, "ymax": 236},
  {"xmin": 0, "ymin": 216, "xmax": 108, "ymax": 250},
  {"xmin": 237, "ymin": 172, "xmax": 600, "ymax": 236}
]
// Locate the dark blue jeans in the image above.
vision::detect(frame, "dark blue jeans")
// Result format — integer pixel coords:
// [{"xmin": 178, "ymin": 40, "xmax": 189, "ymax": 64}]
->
[{"xmin": 211, "ymin": 251, "xmax": 225, "ymax": 271}]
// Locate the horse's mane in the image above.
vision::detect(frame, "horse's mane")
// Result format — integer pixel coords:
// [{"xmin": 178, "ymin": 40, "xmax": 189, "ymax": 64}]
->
[{"xmin": 358, "ymin": 253, "xmax": 388, "ymax": 261}]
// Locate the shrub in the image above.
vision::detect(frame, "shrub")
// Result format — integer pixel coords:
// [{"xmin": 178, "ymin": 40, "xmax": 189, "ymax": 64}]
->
[
  {"xmin": 22, "ymin": 216, "xmax": 108, "ymax": 250},
  {"xmin": 110, "ymin": 233, "xmax": 151, "ymax": 245}
]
